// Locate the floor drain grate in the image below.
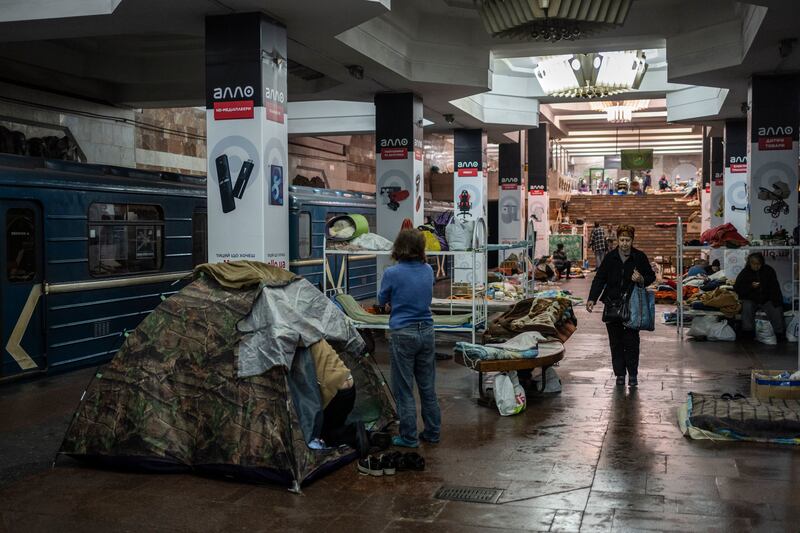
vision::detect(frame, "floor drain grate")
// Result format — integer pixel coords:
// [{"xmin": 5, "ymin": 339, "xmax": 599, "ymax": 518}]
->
[{"xmin": 434, "ymin": 485, "xmax": 503, "ymax": 504}]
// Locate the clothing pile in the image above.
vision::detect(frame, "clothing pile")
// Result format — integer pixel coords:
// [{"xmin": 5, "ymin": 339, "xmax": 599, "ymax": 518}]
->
[
  {"xmin": 454, "ymin": 331, "xmax": 564, "ymax": 366},
  {"xmin": 485, "ymin": 296, "xmax": 577, "ymax": 343},
  {"xmin": 686, "ymin": 287, "xmax": 741, "ymax": 318},
  {"xmin": 699, "ymin": 223, "xmax": 749, "ymax": 248},
  {"xmin": 328, "ymin": 233, "xmax": 394, "ymax": 251}
]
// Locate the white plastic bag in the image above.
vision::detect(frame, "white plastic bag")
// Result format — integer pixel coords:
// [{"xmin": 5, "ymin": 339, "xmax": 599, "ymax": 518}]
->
[
  {"xmin": 350, "ymin": 232, "xmax": 393, "ymax": 251},
  {"xmin": 786, "ymin": 313, "xmax": 798, "ymax": 342},
  {"xmin": 495, "ymin": 371, "xmax": 526, "ymax": 416},
  {"xmin": 687, "ymin": 315, "xmax": 717, "ymax": 338},
  {"xmin": 755, "ymin": 318, "xmax": 777, "ymax": 345},
  {"xmin": 534, "ymin": 366, "xmax": 562, "ymax": 393},
  {"xmin": 707, "ymin": 319, "xmax": 735, "ymax": 341},
  {"xmin": 445, "ymin": 219, "xmax": 475, "ymax": 251}
]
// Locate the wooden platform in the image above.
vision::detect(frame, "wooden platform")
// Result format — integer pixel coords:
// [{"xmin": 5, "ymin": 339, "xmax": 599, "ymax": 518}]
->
[{"xmin": 454, "ymin": 349, "xmax": 565, "ymax": 405}]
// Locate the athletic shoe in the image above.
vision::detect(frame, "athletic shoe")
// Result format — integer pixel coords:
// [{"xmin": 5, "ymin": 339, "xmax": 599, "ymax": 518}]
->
[
  {"xmin": 378, "ymin": 453, "xmax": 397, "ymax": 475},
  {"xmin": 400, "ymin": 452, "xmax": 426, "ymax": 471},
  {"xmin": 615, "ymin": 376, "xmax": 625, "ymax": 386},
  {"xmin": 357, "ymin": 455, "xmax": 383, "ymax": 477},
  {"xmin": 628, "ymin": 376, "xmax": 638, "ymax": 388},
  {"xmin": 391, "ymin": 435, "xmax": 419, "ymax": 448}
]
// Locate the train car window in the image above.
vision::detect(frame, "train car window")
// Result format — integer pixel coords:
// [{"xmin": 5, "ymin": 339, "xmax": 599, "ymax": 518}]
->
[
  {"xmin": 6, "ymin": 208, "xmax": 36, "ymax": 282},
  {"xmin": 298, "ymin": 211, "xmax": 311, "ymax": 259},
  {"xmin": 88, "ymin": 203, "xmax": 164, "ymax": 277},
  {"xmin": 192, "ymin": 210, "xmax": 208, "ymax": 266}
]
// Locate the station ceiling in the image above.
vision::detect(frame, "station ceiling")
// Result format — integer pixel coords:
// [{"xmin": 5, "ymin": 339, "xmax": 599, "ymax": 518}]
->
[{"xmin": 0, "ymin": 0, "xmax": 797, "ymax": 139}]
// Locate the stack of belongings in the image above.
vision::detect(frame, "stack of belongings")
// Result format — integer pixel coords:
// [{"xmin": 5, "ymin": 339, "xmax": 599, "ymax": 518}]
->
[
  {"xmin": 654, "ymin": 279, "xmax": 700, "ymax": 304},
  {"xmin": 686, "ymin": 286, "xmax": 741, "ymax": 318},
  {"xmin": 484, "ymin": 296, "xmax": 577, "ymax": 344},
  {"xmin": 700, "ymin": 223, "xmax": 749, "ymax": 248},
  {"xmin": 454, "ymin": 331, "xmax": 564, "ymax": 368},
  {"xmin": 488, "ymin": 281, "xmax": 525, "ymax": 302},
  {"xmin": 59, "ymin": 261, "xmax": 396, "ymax": 489}
]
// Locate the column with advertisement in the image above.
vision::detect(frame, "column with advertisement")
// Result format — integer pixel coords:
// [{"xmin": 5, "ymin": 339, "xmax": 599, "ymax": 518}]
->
[
  {"xmin": 205, "ymin": 13, "xmax": 288, "ymax": 266},
  {"xmin": 723, "ymin": 120, "xmax": 749, "ymax": 278},
  {"xmin": 498, "ymin": 142, "xmax": 525, "ymax": 262},
  {"xmin": 527, "ymin": 125, "xmax": 549, "ymax": 257},
  {"xmin": 708, "ymin": 137, "xmax": 725, "ymax": 263},
  {"xmin": 746, "ymin": 74, "xmax": 800, "ymax": 296},
  {"xmin": 453, "ymin": 129, "xmax": 486, "ymax": 283},
  {"xmin": 374, "ymin": 93, "xmax": 424, "ymax": 285}
]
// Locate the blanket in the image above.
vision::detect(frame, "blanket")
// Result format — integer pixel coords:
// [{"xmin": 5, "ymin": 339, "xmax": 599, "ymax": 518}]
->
[
  {"xmin": 334, "ymin": 293, "xmax": 472, "ymax": 327},
  {"xmin": 679, "ymin": 392, "xmax": 800, "ymax": 445}
]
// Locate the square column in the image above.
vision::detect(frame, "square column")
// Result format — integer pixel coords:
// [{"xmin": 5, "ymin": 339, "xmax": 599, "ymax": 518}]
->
[
  {"xmin": 746, "ymin": 74, "xmax": 800, "ymax": 296},
  {"xmin": 498, "ymin": 141, "xmax": 525, "ymax": 247},
  {"xmin": 374, "ymin": 93, "xmax": 424, "ymax": 280},
  {"xmin": 453, "ymin": 128, "xmax": 487, "ymax": 282},
  {"xmin": 527, "ymin": 124, "xmax": 549, "ymax": 256},
  {"xmin": 723, "ymin": 120, "xmax": 748, "ymax": 279},
  {"xmin": 205, "ymin": 13, "xmax": 288, "ymax": 266}
]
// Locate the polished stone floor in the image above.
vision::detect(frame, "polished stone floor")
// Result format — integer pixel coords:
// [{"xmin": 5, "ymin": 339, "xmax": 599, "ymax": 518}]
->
[{"xmin": 2, "ymin": 276, "xmax": 800, "ymax": 532}]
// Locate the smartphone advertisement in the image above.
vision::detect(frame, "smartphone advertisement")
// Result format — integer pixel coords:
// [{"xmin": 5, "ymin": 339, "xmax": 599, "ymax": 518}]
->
[{"xmin": 205, "ymin": 13, "xmax": 288, "ymax": 267}]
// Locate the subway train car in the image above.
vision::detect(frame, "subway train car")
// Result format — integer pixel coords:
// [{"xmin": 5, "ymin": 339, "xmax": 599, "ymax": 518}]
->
[
  {"xmin": 289, "ymin": 186, "xmax": 378, "ymax": 300},
  {"xmin": 0, "ymin": 155, "xmax": 206, "ymax": 381},
  {"xmin": 0, "ymin": 154, "xmax": 453, "ymax": 381}
]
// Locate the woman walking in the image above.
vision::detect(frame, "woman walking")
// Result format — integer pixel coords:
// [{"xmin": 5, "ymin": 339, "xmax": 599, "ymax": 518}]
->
[
  {"xmin": 378, "ymin": 229, "xmax": 440, "ymax": 446},
  {"xmin": 586, "ymin": 225, "xmax": 655, "ymax": 387}
]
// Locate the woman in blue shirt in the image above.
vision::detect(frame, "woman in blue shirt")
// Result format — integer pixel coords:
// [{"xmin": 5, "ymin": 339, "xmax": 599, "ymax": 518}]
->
[{"xmin": 378, "ymin": 229, "xmax": 440, "ymax": 447}]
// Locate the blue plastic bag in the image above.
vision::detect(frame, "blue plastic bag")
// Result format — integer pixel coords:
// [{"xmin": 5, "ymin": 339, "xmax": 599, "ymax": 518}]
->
[{"xmin": 625, "ymin": 285, "xmax": 655, "ymax": 331}]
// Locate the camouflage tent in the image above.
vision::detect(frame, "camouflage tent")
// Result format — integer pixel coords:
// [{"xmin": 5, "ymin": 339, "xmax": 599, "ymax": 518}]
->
[{"xmin": 59, "ymin": 263, "xmax": 395, "ymax": 488}]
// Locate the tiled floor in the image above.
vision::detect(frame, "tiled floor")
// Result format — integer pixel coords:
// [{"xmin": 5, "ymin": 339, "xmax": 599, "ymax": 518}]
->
[{"xmin": 2, "ymin": 276, "xmax": 800, "ymax": 532}]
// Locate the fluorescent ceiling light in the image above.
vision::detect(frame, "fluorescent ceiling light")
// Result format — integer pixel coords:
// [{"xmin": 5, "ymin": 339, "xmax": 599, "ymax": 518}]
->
[
  {"xmin": 567, "ymin": 128, "xmax": 694, "ymax": 136},
  {"xmin": 561, "ymin": 140, "xmax": 703, "ymax": 148},
  {"xmin": 558, "ymin": 111, "xmax": 668, "ymax": 121},
  {"xmin": 560, "ymin": 135, "xmax": 702, "ymax": 143}
]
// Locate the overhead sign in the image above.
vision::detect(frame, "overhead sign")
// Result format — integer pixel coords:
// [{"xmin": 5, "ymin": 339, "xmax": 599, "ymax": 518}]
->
[{"xmin": 620, "ymin": 149, "xmax": 653, "ymax": 170}]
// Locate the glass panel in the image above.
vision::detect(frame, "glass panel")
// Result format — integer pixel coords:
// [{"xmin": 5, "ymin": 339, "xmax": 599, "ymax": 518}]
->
[
  {"xmin": 89, "ymin": 225, "xmax": 163, "ymax": 277},
  {"xmin": 127, "ymin": 204, "xmax": 161, "ymax": 221},
  {"xmin": 298, "ymin": 211, "xmax": 311, "ymax": 259},
  {"xmin": 192, "ymin": 210, "xmax": 208, "ymax": 266},
  {"xmin": 88, "ymin": 203, "xmax": 125, "ymax": 221},
  {"xmin": 7, "ymin": 208, "xmax": 36, "ymax": 282}
]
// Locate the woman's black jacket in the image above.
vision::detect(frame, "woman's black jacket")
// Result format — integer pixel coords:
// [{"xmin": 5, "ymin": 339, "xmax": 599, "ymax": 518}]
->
[
  {"xmin": 589, "ymin": 247, "xmax": 656, "ymax": 304},
  {"xmin": 733, "ymin": 263, "xmax": 783, "ymax": 306}
]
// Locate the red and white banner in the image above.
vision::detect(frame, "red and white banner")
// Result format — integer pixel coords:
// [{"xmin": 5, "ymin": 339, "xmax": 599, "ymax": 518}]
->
[{"xmin": 213, "ymin": 100, "xmax": 254, "ymax": 121}]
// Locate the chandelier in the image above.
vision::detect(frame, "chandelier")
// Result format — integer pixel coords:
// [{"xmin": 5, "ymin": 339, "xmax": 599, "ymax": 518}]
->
[
  {"xmin": 590, "ymin": 100, "xmax": 650, "ymax": 123},
  {"xmin": 475, "ymin": 0, "xmax": 634, "ymax": 42},
  {"xmin": 534, "ymin": 51, "xmax": 647, "ymax": 98}
]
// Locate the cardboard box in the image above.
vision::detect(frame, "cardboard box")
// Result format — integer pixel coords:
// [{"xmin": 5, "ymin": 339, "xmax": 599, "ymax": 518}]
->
[{"xmin": 751, "ymin": 369, "xmax": 800, "ymax": 400}]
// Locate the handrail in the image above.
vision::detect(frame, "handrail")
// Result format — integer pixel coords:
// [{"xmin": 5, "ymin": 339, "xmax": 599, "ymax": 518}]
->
[{"xmin": 45, "ymin": 271, "xmax": 192, "ymax": 294}]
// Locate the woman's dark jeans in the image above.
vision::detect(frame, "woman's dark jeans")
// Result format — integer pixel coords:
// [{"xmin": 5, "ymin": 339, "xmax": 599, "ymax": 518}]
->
[
  {"xmin": 606, "ymin": 321, "xmax": 640, "ymax": 377},
  {"xmin": 389, "ymin": 323, "xmax": 440, "ymax": 443}
]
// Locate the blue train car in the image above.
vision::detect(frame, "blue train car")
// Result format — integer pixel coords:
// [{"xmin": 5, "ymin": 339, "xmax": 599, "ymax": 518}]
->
[
  {"xmin": 289, "ymin": 186, "xmax": 378, "ymax": 300},
  {"xmin": 0, "ymin": 155, "xmax": 206, "ymax": 381},
  {"xmin": 0, "ymin": 154, "xmax": 452, "ymax": 381}
]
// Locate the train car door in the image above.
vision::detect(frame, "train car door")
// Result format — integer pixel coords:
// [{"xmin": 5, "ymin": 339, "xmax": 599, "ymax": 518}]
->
[{"xmin": 0, "ymin": 201, "xmax": 44, "ymax": 377}]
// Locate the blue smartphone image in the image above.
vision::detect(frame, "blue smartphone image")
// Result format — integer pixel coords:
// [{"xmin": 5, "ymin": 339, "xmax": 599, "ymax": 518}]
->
[{"xmin": 270, "ymin": 164, "xmax": 284, "ymax": 206}]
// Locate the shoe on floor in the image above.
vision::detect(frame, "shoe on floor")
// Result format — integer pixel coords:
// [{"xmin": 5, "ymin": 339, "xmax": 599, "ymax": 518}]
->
[
  {"xmin": 378, "ymin": 453, "xmax": 397, "ymax": 475},
  {"xmin": 357, "ymin": 455, "xmax": 384, "ymax": 476},
  {"xmin": 400, "ymin": 452, "xmax": 426, "ymax": 471},
  {"xmin": 392, "ymin": 435, "xmax": 419, "ymax": 448},
  {"xmin": 615, "ymin": 376, "xmax": 625, "ymax": 386},
  {"xmin": 628, "ymin": 376, "xmax": 638, "ymax": 388}
]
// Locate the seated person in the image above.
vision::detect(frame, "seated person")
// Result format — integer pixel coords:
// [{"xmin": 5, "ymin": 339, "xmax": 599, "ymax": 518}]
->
[
  {"xmin": 733, "ymin": 252, "xmax": 785, "ymax": 342},
  {"xmin": 310, "ymin": 340, "xmax": 364, "ymax": 451},
  {"xmin": 686, "ymin": 259, "xmax": 710, "ymax": 277},
  {"xmin": 534, "ymin": 256, "xmax": 556, "ymax": 282},
  {"xmin": 705, "ymin": 259, "xmax": 721, "ymax": 275},
  {"xmin": 552, "ymin": 243, "xmax": 571, "ymax": 280}
]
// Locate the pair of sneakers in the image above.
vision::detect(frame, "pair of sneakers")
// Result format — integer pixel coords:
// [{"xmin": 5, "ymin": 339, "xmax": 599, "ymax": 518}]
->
[{"xmin": 357, "ymin": 451, "xmax": 425, "ymax": 476}]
